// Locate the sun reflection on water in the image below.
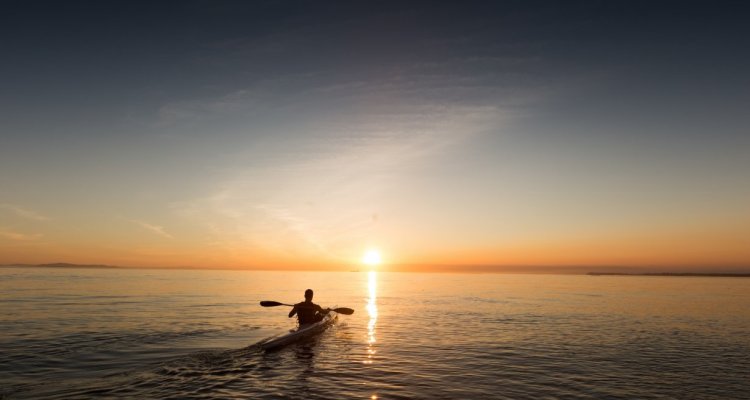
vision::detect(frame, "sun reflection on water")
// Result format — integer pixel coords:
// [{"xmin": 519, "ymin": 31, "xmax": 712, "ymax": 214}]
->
[{"xmin": 366, "ymin": 271, "xmax": 378, "ymax": 365}]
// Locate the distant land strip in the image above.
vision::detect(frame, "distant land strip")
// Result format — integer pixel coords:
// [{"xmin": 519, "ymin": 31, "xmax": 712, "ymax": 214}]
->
[
  {"xmin": 587, "ymin": 272, "xmax": 750, "ymax": 277},
  {"xmin": 2, "ymin": 263, "xmax": 122, "ymax": 269}
]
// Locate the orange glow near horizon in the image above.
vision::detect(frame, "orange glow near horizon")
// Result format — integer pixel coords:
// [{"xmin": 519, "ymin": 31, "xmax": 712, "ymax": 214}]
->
[{"xmin": 0, "ymin": 211, "xmax": 748, "ymax": 271}]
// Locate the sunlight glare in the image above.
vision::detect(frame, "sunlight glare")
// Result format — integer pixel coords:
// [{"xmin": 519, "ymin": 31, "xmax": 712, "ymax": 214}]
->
[{"xmin": 362, "ymin": 249, "xmax": 382, "ymax": 266}]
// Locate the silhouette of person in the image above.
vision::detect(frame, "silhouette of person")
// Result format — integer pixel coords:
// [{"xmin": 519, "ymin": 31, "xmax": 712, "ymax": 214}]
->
[{"xmin": 289, "ymin": 289, "xmax": 329, "ymax": 325}]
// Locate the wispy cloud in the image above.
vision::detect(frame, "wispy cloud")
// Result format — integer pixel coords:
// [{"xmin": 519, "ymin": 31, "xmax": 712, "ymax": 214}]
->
[
  {"xmin": 254, "ymin": 203, "xmax": 328, "ymax": 253},
  {"xmin": 0, "ymin": 230, "xmax": 42, "ymax": 241},
  {"xmin": 157, "ymin": 55, "xmax": 531, "ymax": 264},
  {"xmin": 164, "ymin": 79, "xmax": 512, "ymax": 263},
  {"xmin": 155, "ymin": 89, "xmax": 264, "ymax": 127},
  {"xmin": 129, "ymin": 219, "xmax": 174, "ymax": 239},
  {"xmin": 0, "ymin": 204, "xmax": 49, "ymax": 221}
]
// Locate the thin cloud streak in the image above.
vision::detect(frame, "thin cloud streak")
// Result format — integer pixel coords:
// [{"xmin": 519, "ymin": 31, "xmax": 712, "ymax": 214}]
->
[
  {"xmin": 254, "ymin": 203, "xmax": 329, "ymax": 254},
  {"xmin": 129, "ymin": 220, "xmax": 174, "ymax": 239},
  {"xmin": 0, "ymin": 204, "xmax": 49, "ymax": 221},
  {"xmin": 0, "ymin": 230, "xmax": 42, "ymax": 241}
]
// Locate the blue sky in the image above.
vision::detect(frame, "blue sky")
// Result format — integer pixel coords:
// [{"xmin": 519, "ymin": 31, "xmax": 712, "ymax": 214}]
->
[{"xmin": 1, "ymin": 1, "xmax": 749, "ymax": 270}]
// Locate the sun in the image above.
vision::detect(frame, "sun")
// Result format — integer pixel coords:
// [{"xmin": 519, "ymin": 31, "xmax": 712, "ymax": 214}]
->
[{"xmin": 362, "ymin": 249, "xmax": 382, "ymax": 266}]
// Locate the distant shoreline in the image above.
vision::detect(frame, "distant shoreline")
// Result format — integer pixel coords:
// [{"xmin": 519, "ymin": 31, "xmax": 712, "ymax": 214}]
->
[
  {"xmin": 587, "ymin": 272, "xmax": 750, "ymax": 278},
  {"xmin": 1, "ymin": 263, "xmax": 122, "ymax": 269}
]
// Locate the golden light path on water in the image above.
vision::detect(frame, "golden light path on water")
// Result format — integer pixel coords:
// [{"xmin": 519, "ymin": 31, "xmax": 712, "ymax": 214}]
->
[
  {"xmin": 366, "ymin": 271, "xmax": 377, "ymax": 365},
  {"xmin": 366, "ymin": 271, "xmax": 378, "ymax": 399}
]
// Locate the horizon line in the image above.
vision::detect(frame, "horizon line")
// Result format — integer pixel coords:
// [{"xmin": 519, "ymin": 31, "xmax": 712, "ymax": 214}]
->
[{"xmin": 2, "ymin": 262, "xmax": 749, "ymax": 275}]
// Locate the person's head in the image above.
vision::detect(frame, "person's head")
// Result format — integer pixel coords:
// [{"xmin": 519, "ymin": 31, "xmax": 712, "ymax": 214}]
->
[{"xmin": 304, "ymin": 289, "xmax": 313, "ymax": 301}]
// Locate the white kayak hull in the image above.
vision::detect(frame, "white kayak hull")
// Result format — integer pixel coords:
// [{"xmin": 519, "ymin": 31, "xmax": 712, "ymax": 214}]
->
[{"xmin": 261, "ymin": 308, "xmax": 338, "ymax": 350}]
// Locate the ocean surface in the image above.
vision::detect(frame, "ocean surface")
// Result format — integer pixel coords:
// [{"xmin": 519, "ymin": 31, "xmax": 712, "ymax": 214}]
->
[{"xmin": 1, "ymin": 267, "xmax": 749, "ymax": 399}]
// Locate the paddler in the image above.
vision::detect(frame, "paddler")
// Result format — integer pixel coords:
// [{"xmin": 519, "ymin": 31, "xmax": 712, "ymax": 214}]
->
[{"xmin": 289, "ymin": 289, "xmax": 330, "ymax": 325}]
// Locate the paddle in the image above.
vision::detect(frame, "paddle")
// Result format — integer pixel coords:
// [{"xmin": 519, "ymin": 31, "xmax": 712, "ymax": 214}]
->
[{"xmin": 260, "ymin": 301, "xmax": 354, "ymax": 315}]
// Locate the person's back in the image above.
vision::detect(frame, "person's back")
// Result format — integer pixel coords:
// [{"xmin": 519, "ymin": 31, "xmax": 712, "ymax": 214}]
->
[{"xmin": 289, "ymin": 289, "xmax": 327, "ymax": 325}]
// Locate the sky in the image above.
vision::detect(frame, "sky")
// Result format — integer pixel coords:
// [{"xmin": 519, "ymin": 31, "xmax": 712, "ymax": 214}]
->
[{"xmin": 1, "ymin": 1, "xmax": 749, "ymax": 272}]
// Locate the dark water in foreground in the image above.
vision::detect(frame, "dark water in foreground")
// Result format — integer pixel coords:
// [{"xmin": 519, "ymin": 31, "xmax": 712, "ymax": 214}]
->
[{"xmin": 1, "ymin": 268, "xmax": 749, "ymax": 399}]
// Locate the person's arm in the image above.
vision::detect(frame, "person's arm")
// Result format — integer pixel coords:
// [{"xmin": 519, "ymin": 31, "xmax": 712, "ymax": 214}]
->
[{"xmin": 288, "ymin": 305, "xmax": 298, "ymax": 318}]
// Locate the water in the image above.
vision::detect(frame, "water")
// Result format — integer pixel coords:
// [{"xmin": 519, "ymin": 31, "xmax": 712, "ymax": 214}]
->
[{"xmin": 1, "ymin": 267, "xmax": 749, "ymax": 399}]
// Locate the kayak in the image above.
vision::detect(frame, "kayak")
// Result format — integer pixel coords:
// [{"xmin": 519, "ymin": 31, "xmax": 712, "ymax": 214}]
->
[{"xmin": 261, "ymin": 307, "xmax": 338, "ymax": 350}]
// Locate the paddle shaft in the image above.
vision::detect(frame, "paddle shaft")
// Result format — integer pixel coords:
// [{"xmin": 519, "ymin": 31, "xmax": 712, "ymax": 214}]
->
[{"xmin": 260, "ymin": 301, "xmax": 354, "ymax": 315}]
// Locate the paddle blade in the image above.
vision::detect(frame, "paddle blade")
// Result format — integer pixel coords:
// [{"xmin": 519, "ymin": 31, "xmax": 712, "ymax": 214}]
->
[
  {"xmin": 260, "ymin": 301, "xmax": 283, "ymax": 307},
  {"xmin": 332, "ymin": 307, "xmax": 354, "ymax": 315}
]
